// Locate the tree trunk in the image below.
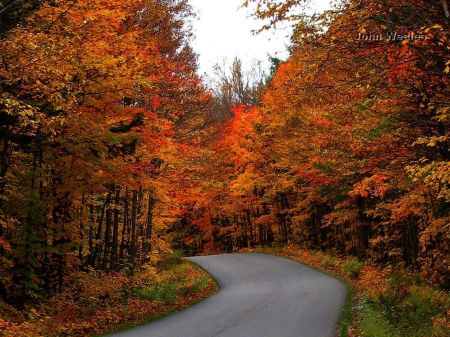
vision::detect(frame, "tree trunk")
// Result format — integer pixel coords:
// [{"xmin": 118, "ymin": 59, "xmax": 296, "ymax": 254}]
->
[
  {"xmin": 142, "ymin": 191, "xmax": 155, "ymax": 264},
  {"xmin": 129, "ymin": 189, "xmax": 138, "ymax": 267},
  {"xmin": 92, "ymin": 188, "xmax": 112, "ymax": 267},
  {"xmin": 111, "ymin": 188, "xmax": 120, "ymax": 270},
  {"xmin": 119, "ymin": 187, "xmax": 129, "ymax": 263},
  {"xmin": 443, "ymin": 0, "xmax": 450, "ymax": 18}
]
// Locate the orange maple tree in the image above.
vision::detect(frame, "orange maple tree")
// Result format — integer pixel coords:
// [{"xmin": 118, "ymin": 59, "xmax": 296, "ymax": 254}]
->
[
  {"xmin": 0, "ymin": 0, "xmax": 210, "ymax": 306},
  {"xmin": 181, "ymin": 0, "xmax": 450, "ymax": 286}
]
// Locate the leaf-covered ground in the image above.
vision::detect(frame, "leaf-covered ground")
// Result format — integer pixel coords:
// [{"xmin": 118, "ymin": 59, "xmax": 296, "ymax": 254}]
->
[{"xmin": 0, "ymin": 256, "xmax": 218, "ymax": 337}]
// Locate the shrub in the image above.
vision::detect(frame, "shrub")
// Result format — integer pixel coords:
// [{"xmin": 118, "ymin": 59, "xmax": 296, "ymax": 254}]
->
[
  {"xmin": 160, "ymin": 250, "xmax": 184, "ymax": 269},
  {"xmin": 179, "ymin": 276, "xmax": 210, "ymax": 297},
  {"xmin": 321, "ymin": 257, "xmax": 331, "ymax": 269},
  {"xmin": 344, "ymin": 259, "xmax": 364, "ymax": 278},
  {"xmin": 134, "ymin": 282, "xmax": 180, "ymax": 304}
]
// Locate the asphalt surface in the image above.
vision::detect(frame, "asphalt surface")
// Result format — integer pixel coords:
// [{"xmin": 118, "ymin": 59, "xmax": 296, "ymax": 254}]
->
[{"xmin": 108, "ymin": 253, "xmax": 347, "ymax": 337}]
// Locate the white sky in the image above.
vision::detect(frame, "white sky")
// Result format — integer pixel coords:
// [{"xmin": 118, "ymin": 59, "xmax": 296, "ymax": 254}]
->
[{"xmin": 189, "ymin": 0, "xmax": 333, "ymax": 77}]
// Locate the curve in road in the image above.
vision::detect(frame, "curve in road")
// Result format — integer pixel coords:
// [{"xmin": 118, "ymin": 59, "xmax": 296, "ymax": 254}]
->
[{"xmin": 108, "ymin": 253, "xmax": 347, "ymax": 337}]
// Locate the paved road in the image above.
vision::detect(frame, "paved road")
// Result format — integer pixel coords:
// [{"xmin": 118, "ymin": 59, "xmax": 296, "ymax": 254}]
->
[{"xmin": 109, "ymin": 253, "xmax": 347, "ymax": 337}]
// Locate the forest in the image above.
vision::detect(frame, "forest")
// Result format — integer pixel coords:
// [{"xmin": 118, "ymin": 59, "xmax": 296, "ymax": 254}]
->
[{"xmin": 0, "ymin": 0, "xmax": 450, "ymax": 336}]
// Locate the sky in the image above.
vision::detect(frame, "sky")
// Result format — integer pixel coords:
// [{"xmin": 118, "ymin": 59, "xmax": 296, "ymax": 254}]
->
[{"xmin": 188, "ymin": 0, "xmax": 333, "ymax": 77}]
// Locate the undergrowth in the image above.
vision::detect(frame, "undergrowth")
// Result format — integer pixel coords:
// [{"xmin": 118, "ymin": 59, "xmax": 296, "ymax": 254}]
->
[{"xmin": 0, "ymin": 252, "xmax": 218, "ymax": 337}]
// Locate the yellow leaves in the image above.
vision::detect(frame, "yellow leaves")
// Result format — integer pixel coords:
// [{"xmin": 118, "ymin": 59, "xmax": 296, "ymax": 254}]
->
[
  {"xmin": 445, "ymin": 61, "xmax": 450, "ymax": 74},
  {"xmin": 414, "ymin": 136, "xmax": 448, "ymax": 147},
  {"xmin": 435, "ymin": 106, "xmax": 450, "ymax": 122},
  {"xmin": 407, "ymin": 160, "xmax": 450, "ymax": 202},
  {"xmin": 0, "ymin": 95, "xmax": 36, "ymax": 118},
  {"xmin": 428, "ymin": 136, "xmax": 447, "ymax": 147}
]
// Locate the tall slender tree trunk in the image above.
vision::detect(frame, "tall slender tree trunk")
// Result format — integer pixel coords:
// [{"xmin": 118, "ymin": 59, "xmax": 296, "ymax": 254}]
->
[
  {"xmin": 129, "ymin": 190, "xmax": 138, "ymax": 268},
  {"xmin": 142, "ymin": 191, "xmax": 155, "ymax": 264},
  {"xmin": 102, "ymin": 208, "xmax": 112, "ymax": 270},
  {"xmin": 0, "ymin": 135, "xmax": 10, "ymax": 217},
  {"xmin": 78, "ymin": 194, "xmax": 85, "ymax": 264},
  {"xmin": 443, "ymin": 0, "xmax": 450, "ymax": 18},
  {"xmin": 245, "ymin": 210, "xmax": 254, "ymax": 247},
  {"xmin": 87, "ymin": 200, "xmax": 94, "ymax": 267},
  {"xmin": 111, "ymin": 188, "xmax": 120, "ymax": 270},
  {"xmin": 92, "ymin": 188, "xmax": 112, "ymax": 267},
  {"xmin": 119, "ymin": 187, "xmax": 129, "ymax": 263}
]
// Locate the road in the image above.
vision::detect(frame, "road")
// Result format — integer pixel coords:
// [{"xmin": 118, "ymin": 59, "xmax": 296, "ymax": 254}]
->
[{"xmin": 108, "ymin": 253, "xmax": 347, "ymax": 337}]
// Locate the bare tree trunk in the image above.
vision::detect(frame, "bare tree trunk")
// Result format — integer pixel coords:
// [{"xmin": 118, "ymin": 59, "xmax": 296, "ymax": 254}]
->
[
  {"xmin": 142, "ymin": 191, "xmax": 155, "ymax": 264},
  {"xmin": 102, "ymin": 208, "xmax": 112, "ymax": 270},
  {"xmin": 92, "ymin": 188, "xmax": 112, "ymax": 267},
  {"xmin": 119, "ymin": 187, "xmax": 129, "ymax": 263},
  {"xmin": 111, "ymin": 188, "xmax": 120, "ymax": 270},
  {"xmin": 87, "ymin": 201, "xmax": 94, "ymax": 266},
  {"xmin": 129, "ymin": 190, "xmax": 138, "ymax": 268},
  {"xmin": 245, "ymin": 210, "xmax": 254, "ymax": 247},
  {"xmin": 0, "ymin": 136, "xmax": 10, "ymax": 217},
  {"xmin": 443, "ymin": 0, "xmax": 450, "ymax": 18},
  {"xmin": 136, "ymin": 187, "xmax": 144, "ymax": 262},
  {"xmin": 78, "ymin": 194, "xmax": 85, "ymax": 264}
]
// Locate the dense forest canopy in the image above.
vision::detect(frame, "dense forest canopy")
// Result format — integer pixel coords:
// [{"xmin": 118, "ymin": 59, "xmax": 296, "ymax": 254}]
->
[
  {"xmin": 0, "ymin": 0, "xmax": 449, "ymax": 319},
  {"xmin": 181, "ymin": 0, "xmax": 450, "ymax": 285},
  {"xmin": 0, "ymin": 0, "xmax": 211, "ymax": 306}
]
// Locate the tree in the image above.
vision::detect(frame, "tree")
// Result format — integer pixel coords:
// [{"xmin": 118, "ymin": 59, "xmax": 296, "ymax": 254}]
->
[
  {"xmin": 189, "ymin": 0, "xmax": 450, "ymax": 284},
  {"xmin": 206, "ymin": 57, "xmax": 266, "ymax": 122},
  {"xmin": 0, "ymin": 0, "xmax": 210, "ymax": 304}
]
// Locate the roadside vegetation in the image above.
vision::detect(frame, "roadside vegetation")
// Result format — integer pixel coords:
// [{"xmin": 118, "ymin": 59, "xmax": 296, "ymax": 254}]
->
[
  {"xmin": 0, "ymin": 252, "xmax": 218, "ymax": 337},
  {"xmin": 1, "ymin": 1, "xmax": 449, "ymax": 336},
  {"xmin": 247, "ymin": 246, "xmax": 450, "ymax": 337}
]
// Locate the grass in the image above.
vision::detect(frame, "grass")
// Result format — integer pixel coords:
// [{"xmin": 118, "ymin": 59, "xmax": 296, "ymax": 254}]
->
[
  {"xmin": 359, "ymin": 303, "xmax": 401, "ymax": 337},
  {"xmin": 133, "ymin": 269, "xmax": 211, "ymax": 305},
  {"xmin": 134, "ymin": 282, "xmax": 180, "ymax": 304},
  {"xmin": 0, "ymin": 252, "xmax": 219, "ymax": 337},
  {"xmin": 341, "ymin": 282, "xmax": 354, "ymax": 337},
  {"xmin": 91, "ymin": 253, "xmax": 218, "ymax": 336},
  {"xmin": 359, "ymin": 274, "xmax": 450, "ymax": 337},
  {"xmin": 344, "ymin": 259, "xmax": 365, "ymax": 279},
  {"xmin": 5, "ymin": 246, "xmax": 449, "ymax": 337}
]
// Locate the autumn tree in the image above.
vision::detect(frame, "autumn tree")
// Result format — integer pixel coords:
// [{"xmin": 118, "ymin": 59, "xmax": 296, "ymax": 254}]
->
[
  {"xmin": 187, "ymin": 0, "xmax": 450, "ymax": 285},
  {"xmin": 205, "ymin": 57, "xmax": 266, "ymax": 123},
  {"xmin": 0, "ymin": 0, "xmax": 210, "ymax": 305},
  {"xmin": 243, "ymin": 0, "xmax": 450, "ymax": 280}
]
